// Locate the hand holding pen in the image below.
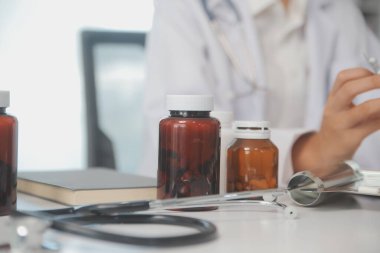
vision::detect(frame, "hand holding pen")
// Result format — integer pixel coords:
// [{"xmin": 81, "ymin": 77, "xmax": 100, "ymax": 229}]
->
[{"xmin": 292, "ymin": 58, "xmax": 380, "ymax": 177}]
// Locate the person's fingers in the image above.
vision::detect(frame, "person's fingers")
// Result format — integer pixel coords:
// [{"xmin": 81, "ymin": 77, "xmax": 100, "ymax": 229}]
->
[
  {"xmin": 353, "ymin": 118, "xmax": 380, "ymax": 141},
  {"xmin": 330, "ymin": 68, "xmax": 373, "ymax": 96},
  {"xmin": 341, "ymin": 98, "xmax": 380, "ymax": 127},
  {"xmin": 329, "ymin": 75, "xmax": 380, "ymax": 111}
]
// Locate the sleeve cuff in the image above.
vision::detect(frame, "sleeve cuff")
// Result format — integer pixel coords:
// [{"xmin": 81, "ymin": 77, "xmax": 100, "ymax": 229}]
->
[{"xmin": 271, "ymin": 128, "xmax": 316, "ymax": 187}]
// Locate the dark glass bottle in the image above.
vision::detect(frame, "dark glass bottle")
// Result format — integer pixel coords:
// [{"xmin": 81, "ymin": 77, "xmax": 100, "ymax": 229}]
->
[
  {"xmin": 227, "ymin": 121, "xmax": 278, "ymax": 192},
  {"xmin": 157, "ymin": 95, "xmax": 220, "ymax": 199},
  {"xmin": 0, "ymin": 91, "xmax": 18, "ymax": 216}
]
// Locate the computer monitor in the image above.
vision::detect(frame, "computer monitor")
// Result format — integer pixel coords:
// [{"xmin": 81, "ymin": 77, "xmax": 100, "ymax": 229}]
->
[{"xmin": 81, "ymin": 30, "xmax": 146, "ymax": 172}]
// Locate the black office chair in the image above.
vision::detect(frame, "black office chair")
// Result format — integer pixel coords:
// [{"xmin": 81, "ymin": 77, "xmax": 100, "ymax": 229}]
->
[{"xmin": 81, "ymin": 30, "xmax": 146, "ymax": 171}]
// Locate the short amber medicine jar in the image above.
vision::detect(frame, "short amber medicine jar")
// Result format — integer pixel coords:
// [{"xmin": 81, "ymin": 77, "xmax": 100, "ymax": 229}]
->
[{"xmin": 227, "ymin": 121, "xmax": 278, "ymax": 192}]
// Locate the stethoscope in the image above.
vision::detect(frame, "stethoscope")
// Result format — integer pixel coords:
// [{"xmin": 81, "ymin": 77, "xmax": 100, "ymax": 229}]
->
[
  {"xmin": 200, "ymin": 0, "xmax": 265, "ymax": 95},
  {"xmin": 9, "ymin": 189, "xmax": 297, "ymax": 250},
  {"xmin": 6, "ymin": 160, "xmax": 368, "ymax": 250}
]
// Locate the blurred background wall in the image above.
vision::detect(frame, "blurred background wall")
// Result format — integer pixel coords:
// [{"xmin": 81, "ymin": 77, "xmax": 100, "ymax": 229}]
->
[{"xmin": 0, "ymin": 0, "xmax": 153, "ymax": 171}]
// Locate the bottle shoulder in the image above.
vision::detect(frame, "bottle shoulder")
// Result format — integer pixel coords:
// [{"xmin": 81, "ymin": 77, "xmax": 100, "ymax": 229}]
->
[
  {"xmin": 160, "ymin": 116, "xmax": 220, "ymax": 126},
  {"xmin": 229, "ymin": 138, "xmax": 277, "ymax": 149},
  {"xmin": 0, "ymin": 113, "xmax": 17, "ymax": 125}
]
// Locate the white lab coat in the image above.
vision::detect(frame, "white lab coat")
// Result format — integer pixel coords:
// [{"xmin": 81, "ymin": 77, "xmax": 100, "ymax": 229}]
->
[{"xmin": 142, "ymin": 0, "xmax": 380, "ymax": 186}]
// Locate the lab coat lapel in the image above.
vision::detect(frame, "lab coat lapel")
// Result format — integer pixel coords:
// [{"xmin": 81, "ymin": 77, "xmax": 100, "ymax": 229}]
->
[
  {"xmin": 305, "ymin": 0, "xmax": 337, "ymax": 128},
  {"xmin": 234, "ymin": 0, "xmax": 267, "ymax": 90},
  {"xmin": 233, "ymin": 0, "xmax": 267, "ymax": 120},
  {"xmin": 207, "ymin": 0, "xmax": 264, "ymax": 87},
  {"xmin": 207, "ymin": 0, "xmax": 266, "ymax": 120}
]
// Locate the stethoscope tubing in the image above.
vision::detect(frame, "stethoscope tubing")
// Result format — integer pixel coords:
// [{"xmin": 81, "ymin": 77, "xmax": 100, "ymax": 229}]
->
[
  {"xmin": 50, "ymin": 213, "xmax": 218, "ymax": 247},
  {"xmin": 12, "ymin": 194, "xmax": 294, "ymax": 247},
  {"xmin": 201, "ymin": 0, "xmax": 241, "ymax": 21}
]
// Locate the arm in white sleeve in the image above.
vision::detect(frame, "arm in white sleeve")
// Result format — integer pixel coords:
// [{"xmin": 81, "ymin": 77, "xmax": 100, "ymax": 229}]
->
[{"xmin": 271, "ymin": 128, "xmax": 316, "ymax": 188}]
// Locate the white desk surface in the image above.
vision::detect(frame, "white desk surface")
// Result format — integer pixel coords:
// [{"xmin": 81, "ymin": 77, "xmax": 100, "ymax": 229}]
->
[{"xmin": 3, "ymin": 193, "xmax": 380, "ymax": 253}]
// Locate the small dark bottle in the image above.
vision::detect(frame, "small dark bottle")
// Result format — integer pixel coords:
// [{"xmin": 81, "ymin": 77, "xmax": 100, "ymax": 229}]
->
[
  {"xmin": 157, "ymin": 95, "xmax": 220, "ymax": 199},
  {"xmin": 0, "ymin": 91, "xmax": 18, "ymax": 216}
]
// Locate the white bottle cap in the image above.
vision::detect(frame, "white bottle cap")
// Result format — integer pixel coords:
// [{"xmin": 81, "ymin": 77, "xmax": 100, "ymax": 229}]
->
[
  {"xmin": 233, "ymin": 121, "xmax": 271, "ymax": 139},
  {"xmin": 0, "ymin": 91, "xmax": 10, "ymax": 108},
  {"xmin": 210, "ymin": 111, "xmax": 233, "ymax": 128},
  {"xmin": 166, "ymin": 95, "xmax": 214, "ymax": 111}
]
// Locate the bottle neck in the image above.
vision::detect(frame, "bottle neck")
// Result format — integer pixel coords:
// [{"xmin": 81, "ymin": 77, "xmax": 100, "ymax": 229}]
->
[{"xmin": 169, "ymin": 111, "xmax": 210, "ymax": 118}]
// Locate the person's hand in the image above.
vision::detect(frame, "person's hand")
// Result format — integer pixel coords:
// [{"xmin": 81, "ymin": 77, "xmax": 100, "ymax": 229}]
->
[{"xmin": 292, "ymin": 68, "xmax": 380, "ymax": 177}]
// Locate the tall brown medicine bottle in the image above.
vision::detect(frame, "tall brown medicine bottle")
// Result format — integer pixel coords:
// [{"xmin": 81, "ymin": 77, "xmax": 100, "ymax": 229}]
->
[
  {"xmin": 227, "ymin": 121, "xmax": 278, "ymax": 192},
  {"xmin": 0, "ymin": 91, "xmax": 18, "ymax": 216},
  {"xmin": 157, "ymin": 95, "xmax": 220, "ymax": 199}
]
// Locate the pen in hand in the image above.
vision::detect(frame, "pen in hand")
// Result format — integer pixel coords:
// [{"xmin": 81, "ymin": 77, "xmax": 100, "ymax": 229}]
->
[{"xmin": 362, "ymin": 52, "xmax": 380, "ymax": 74}]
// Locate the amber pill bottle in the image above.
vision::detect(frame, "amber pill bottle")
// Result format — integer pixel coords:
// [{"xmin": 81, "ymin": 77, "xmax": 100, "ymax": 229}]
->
[
  {"xmin": 0, "ymin": 91, "xmax": 18, "ymax": 216},
  {"xmin": 227, "ymin": 121, "xmax": 278, "ymax": 192},
  {"xmin": 157, "ymin": 95, "xmax": 220, "ymax": 199}
]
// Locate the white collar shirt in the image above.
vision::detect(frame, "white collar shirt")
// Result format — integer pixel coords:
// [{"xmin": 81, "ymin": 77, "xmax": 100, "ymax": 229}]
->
[{"xmin": 249, "ymin": 0, "xmax": 309, "ymax": 128}]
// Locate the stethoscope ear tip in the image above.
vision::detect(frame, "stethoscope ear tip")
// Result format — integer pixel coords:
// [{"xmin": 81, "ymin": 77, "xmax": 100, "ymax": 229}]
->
[{"xmin": 284, "ymin": 206, "xmax": 298, "ymax": 219}]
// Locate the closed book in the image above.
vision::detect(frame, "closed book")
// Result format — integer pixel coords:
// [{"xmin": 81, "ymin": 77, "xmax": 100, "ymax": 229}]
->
[{"xmin": 17, "ymin": 168, "xmax": 157, "ymax": 205}]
